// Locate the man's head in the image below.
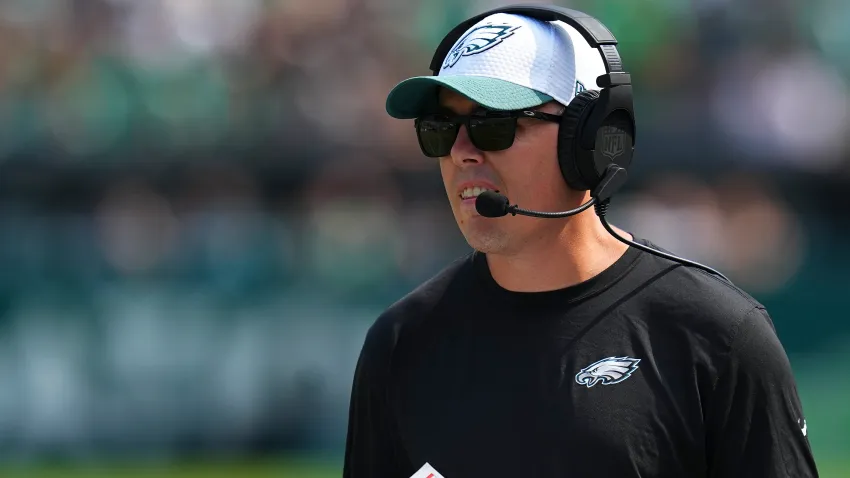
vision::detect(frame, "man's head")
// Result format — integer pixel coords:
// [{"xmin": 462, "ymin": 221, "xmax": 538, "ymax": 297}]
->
[{"xmin": 385, "ymin": 13, "xmax": 608, "ymax": 255}]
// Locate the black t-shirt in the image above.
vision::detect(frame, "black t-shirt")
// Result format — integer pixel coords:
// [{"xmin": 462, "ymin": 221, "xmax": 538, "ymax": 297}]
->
[{"xmin": 343, "ymin": 238, "xmax": 819, "ymax": 478}]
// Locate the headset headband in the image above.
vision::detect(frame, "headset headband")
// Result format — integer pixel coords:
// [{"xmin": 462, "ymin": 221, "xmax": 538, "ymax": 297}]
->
[{"xmin": 429, "ymin": 4, "xmax": 631, "ymax": 88}]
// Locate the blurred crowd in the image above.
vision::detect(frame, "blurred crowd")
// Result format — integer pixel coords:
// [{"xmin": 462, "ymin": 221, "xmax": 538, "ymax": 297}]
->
[
  {"xmin": 0, "ymin": 0, "xmax": 849, "ymax": 170},
  {"xmin": 0, "ymin": 0, "xmax": 849, "ymax": 463}
]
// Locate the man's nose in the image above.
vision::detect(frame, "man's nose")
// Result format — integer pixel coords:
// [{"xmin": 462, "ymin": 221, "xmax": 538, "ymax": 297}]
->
[{"xmin": 449, "ymin": 124, "xmax": 484, "ymax": 167}]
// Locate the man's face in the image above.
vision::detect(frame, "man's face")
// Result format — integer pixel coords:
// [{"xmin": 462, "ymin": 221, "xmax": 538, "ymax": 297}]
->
[{"xmin": 436, "ymin": 88, "xmax": 575, "ymax": 255}]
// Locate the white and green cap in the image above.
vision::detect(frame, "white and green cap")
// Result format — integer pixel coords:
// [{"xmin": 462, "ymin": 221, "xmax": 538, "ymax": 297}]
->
[{"xmin": 386, "ymin": 12, "xmax": 608, "ymax": 119}]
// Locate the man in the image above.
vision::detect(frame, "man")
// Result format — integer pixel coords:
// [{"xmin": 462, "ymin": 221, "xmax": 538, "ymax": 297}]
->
[{"xmin": 343, "ymin": 9, "xmax": 819, "ymax": 478}]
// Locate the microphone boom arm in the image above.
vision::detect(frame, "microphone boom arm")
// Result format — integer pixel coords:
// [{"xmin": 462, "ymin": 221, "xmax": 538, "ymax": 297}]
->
[{"xmin": 508, "ymin": 197, "xmax": 596, "ymax": 218}]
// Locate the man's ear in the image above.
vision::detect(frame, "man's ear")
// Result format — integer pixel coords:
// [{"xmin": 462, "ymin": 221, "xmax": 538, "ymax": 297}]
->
[{"xmin": 538, "ymin": 100, "xmax": 566, "ymax": 115}]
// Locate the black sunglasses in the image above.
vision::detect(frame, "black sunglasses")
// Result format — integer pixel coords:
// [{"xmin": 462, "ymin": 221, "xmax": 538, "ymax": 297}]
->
[{"xmin": 414, "ymin": 109, "xmax": 562, "ymax": 158}]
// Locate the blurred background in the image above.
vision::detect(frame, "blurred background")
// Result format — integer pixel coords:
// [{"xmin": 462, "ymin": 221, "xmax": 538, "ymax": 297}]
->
[{"xmin": 0, "ymin": 0, "xmax": 848, "ymax": 476}]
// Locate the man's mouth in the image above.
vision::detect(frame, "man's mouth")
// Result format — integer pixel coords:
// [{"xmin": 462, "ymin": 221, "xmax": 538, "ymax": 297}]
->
[{"xmin": 459, "ymin": 186, "xmax": 499, "ymax": 200}]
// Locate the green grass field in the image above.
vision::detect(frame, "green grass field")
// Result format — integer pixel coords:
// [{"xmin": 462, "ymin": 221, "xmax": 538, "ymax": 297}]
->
[
  {"xmin": 0, "ymin": 459, "xmax": 341, "ymax": 478},
  {"xmin": 1, "ymin": 457, "xmax": 847, "ymax": 478}
]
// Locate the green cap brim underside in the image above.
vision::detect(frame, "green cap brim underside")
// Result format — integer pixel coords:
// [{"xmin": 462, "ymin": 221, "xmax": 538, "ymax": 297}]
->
[{"xmin": 385, "ymin": 75, "xmax": 553, "ymax": 119}]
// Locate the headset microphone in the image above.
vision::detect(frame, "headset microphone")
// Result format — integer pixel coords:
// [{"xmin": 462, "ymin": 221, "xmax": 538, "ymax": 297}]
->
[
  {"xmin": 475, "ymin": 165, "xmax": 730, "ymax": 283},
  {"xmin": 476, "ymin": 191, "xmax": 596, "ymax": 218}
]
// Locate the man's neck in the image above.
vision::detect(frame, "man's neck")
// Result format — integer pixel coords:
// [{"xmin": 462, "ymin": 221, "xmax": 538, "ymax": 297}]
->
[{"xmin": 484, "ymin": 213, "xmax": 633, "ymax": 293}]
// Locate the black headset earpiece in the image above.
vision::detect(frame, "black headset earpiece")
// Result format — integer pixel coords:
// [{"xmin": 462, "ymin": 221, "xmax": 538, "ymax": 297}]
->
[
  {"xmin": 558, "ymin": 90, "xmax": 600, "ymax": 191},
  {"xmin": 429, "ymin": 4, "xmax": 636, "ymax": 192},
  {"xmin": 559, "ymin": 86, "xmax": 636, "ymax": 192}
]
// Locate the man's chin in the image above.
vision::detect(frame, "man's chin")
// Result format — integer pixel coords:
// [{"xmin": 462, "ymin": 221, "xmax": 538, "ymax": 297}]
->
[{"xmin": 461, "ymin": 227, "xmax": 509, "ymax": 254}]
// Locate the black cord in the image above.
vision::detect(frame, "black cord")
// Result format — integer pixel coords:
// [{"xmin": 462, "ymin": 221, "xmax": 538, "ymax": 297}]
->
[{"xmin": 593, "ymin": 200, "xmax": 731, "ymax": 283}]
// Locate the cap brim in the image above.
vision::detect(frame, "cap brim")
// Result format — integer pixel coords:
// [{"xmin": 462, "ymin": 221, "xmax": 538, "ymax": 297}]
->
[{"xmin": 385, "ymin": 75, "xmax": 553, "ymax": 119}]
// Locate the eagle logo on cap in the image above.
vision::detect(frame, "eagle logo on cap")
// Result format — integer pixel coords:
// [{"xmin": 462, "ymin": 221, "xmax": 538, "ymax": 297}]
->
[
  {"xmin": 442, "ymin": 23, "xmax": 521, "ymax": 70},
  {"xmin": 575, "ymin": 356, "xmax": 641, "ymax": 388}
]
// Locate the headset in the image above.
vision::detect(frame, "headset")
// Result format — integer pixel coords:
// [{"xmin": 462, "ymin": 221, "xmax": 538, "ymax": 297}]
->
[
  {"xmin": 426, "ymin": 4, "xmax": 731, "ymax": 283},
  {"xmin": 429, "ymin": 3, "xmax": 636, "ymax": 193}
]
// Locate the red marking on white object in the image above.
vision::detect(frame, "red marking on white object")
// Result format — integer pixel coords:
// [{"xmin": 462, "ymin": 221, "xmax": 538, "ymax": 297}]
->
[{"xmin": 410, "ymin": 462, "xmax": 445, "ymax": 478}]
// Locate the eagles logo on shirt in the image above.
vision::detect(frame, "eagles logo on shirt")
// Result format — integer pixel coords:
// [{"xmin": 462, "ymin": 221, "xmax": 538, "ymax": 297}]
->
[
  {"xmin": 575, "ymin": 356, "xmax": 641, "ymax": 388},
  {"xmin": 442, "ymin": 23, "xmax": 521, "ymax": 70}
]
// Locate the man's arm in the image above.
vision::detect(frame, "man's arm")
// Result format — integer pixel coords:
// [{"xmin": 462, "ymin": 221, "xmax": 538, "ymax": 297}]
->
[
  {"xmin": 343, "ymin": 319, "xmax": 407, "ymax": 478},
  {"xmin": 705, "ymin": 306, "xmax": 819, "ymax": 477}
]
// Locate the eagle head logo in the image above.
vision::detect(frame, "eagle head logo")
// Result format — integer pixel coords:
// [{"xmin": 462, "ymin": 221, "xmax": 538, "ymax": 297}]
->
[
  {"xmin": 441, "ymin": 23, "xmax": 521, "ymax": 70},
  {"xmin": 575, "ymin": 356, "xmax": 641, "ymax": 388}
]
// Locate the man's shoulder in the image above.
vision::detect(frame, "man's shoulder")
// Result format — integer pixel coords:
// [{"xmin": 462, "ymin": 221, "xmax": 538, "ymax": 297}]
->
[
  {"xmin": 629, "ymin": 237, "xmax": 770, "ymax": 337},
  {"xmin": 385, "ymin": 251, "xmax": 475, "ymax": 320},
  {"xmin": 362, "ymin": 252, "xmax": 475, "ymax": 352}
]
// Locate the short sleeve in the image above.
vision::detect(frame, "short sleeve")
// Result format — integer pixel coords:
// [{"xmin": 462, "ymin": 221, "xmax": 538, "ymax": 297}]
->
[{"xmin": 705, "ymin": 307, "xmax": 819, "ymax": 477}]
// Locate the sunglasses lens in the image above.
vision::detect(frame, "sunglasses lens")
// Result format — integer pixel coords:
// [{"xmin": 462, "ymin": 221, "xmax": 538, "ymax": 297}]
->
[
  {"xmin": 416, "ymin": 117, "xmax": 459, "ymax": 157},
  {"xmin": 415, "ymin": 115, "xmax": 519, "ymax": 157},
  {"xmin": 469, "ymin": 117, "xmax": 516, "ymax": 151}
]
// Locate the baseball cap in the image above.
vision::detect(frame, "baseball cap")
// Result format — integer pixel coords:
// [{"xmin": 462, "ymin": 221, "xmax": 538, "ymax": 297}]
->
[{"xmin": 386, "ymin": 12, "xmax": 608, "ymax": 119}]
